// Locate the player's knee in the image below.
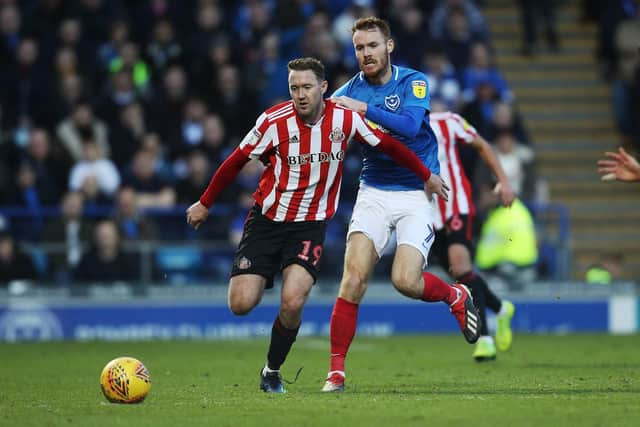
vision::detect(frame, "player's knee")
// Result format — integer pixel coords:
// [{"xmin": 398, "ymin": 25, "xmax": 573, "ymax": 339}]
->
[
  {"xmin": 391, "ymin": 269, "xmax": 417, "ymax": 295},
  {"xmin": 228, "ymin": 296, "xmax": 256, "ymax": 316},
  {"xmin": 339, "ymin": 267, "xmax": 368, "ymax": 301},
  {"xmin": 280, "ymin": 294, "xmax": 305, "ymax": 318}
]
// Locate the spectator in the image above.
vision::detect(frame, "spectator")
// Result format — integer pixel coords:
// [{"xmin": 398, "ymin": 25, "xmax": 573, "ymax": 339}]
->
[
  {"xmin": 462, "ymin": 42, "xmax": 512, "ymax": 103},
  {"xmin": 122, "ymin": 148, "xmax": 175, "ymax": 208},
  {"xmin": 97, "ymin": 19, "xmax": 130, "ymax": 70},
  {"xmin": 476, "ymin": 130, "xmax": 536, "ymax": 209},
  {"xmin": 175, "ymin": 150, "xmax": 212, "ymax": 205},
  {"xmin": 20, "ymin": 128, "xmax": 71, "ymax": 205},
  {"xmin": 2, "ymin": 38, "xmax": 50, "ymax": 129},
  {"xmin": 56, "ymin": 102, "xmax": 110, "ymax": 162},
  {"xmin": 612, "ymin": 14, "xmax": 640, "ymax": 144},
  {"xmin": 474, "ymin": 198, "xmax": 538, "ymax": 287},
  {"xmin": 179, "ymin": 97, "xmax": 208, "ymax": 153},
  {"xmin": 108, "ymin": 41, "xmax": 151, "ymax": 95},
  {"xmin": 392, "ymin": 6, "xmax": 429, "ymax": 69},
  {"xmin": 148, "ymin": 65, "xmax": 188, "ymax": 153},
  {"xmin": 199, "ymin": 113, "xmax": 229, "ymax": 167},
  {"xmin": 421, "ymin": 44, "xmax": 461, "ymax": 111},
  {"xmin": 517, "ymin": 0, "xmax": 559, "ymax": 56},
  {"xmin": 146, "ymin": 18, "xmax": 183, "ymax": 75},
  {"xmin": 43, "ymin": 191, "xmax": 93, "ymax": 280},
  {"xmin": 96, "ymin": 68, "xmax": 139, "ymax": 124},
  {"xmin": 186, "ymin": 1, "xmax": 226, "ymax": 61},
  {"xmin": 113, "ymin": 187, "xmax": 158, "ymax": 241},
  {"xmin": 585, "ymin": 252, "xmax": 624, "ymax": 285},
  {"xmin": 209, "ymin": 64, "xmax": 257, "ymax": 139},
  {"xmin": 0, "ymin": 4, "xmax": 22, "ymax": 65},
  {"xmin": 109, "ymin": 102, "xmax": 147, "ymax": 171},
  {"xmin": 436, "ymin": 4, "xmax": 486, "ymax": 71},
  {"xmin": 430, "ymin": 0, "xmax": 488, "ymax": 41},
  {"xmin": 0, "ymin": 231, "xmax": 38, "ymax": 285},
  {"xmin": 73, "ymin": 219, "xmax": 138, "ymax": 283},
  {"xmin": 68, "ymin": 137, "xmax": 121, "ymax": 204},
  {"xmin": 488, "ymin": 101, "xmax": 530, "ymax": 144}
]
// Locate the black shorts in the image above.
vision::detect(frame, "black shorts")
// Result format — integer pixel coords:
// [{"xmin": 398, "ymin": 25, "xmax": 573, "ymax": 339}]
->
[
  {"xmin": 429, "ymin": 214, "xmax": 474, "ymax": 271},
  {"xmin": 230, "ymin": 204, "xmax": 327, "ymax": 289}
]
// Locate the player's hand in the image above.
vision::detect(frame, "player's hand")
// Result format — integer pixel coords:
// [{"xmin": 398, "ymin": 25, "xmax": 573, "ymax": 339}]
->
[
  {"xmin": 493, "ymin": 180, "xmax": 515, "ymax": 207},
  {"xmin": 186, "ymin": 201, "xmax": 209, "ymax": 230},
  {"xmin": 424, "ymin": 174, "xmax": 449, "ymax": 202},
  {"xmin": 597, "ymin": 147, "xmax": 640, "ymax": 182},
  {"xmin": 330, "ymin": 96, "xmax": 367, "ymax": 114}
]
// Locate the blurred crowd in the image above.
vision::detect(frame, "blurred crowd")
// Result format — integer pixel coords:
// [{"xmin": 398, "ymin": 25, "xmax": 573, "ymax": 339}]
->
[
  {"xmin": 584, "ymin": 0, "xmax": 640, "ymax": 150},
  {"xmin": 0, "ymin": 0, "xmax": 538, "ymax": 286}
]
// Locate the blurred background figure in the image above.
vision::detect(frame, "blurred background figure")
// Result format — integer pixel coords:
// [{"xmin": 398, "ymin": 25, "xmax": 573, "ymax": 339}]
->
[
  {"xmin": 112, "ymin": 186, "xmax": 158, "ymax": 241},
  {"xmin": 517, "ymin": 0, "xmax": 560, "ymax": 55},
  {"xmin": 585, "ymin": 251, "xmax": 624, "ymax": 285},
  {"xmin": 43, "ymin": 191, "xmax": 93, "ymax": 282},
  {"xmin": 0, "ymin": 230, "xmax": 37, "ymax": 285},
  {"xmin": 73, "ymin": 219, "xmax": 137, "ymax": 284}
]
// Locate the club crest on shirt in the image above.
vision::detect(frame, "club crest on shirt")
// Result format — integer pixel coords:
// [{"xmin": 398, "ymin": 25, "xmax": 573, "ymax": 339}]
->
[
  {"xmin": 411, "ymin": 80, "xmax": 427, "ymax": 99},
  {"xmin": 384, "ymin": 94, "xmax": 401, "ymax": 111},
  {"xmin": 329, "ymin": 127, "xmax": 345, "ymax": 143},
  {"xmin": 236, "ymin": 256, "xmax": 252, "ymax": 270}
]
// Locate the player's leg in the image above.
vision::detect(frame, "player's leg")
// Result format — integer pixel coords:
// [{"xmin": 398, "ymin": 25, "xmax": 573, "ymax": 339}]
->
[
  {"xmin": 391, "ymin": 194, "xmax": 480, "ymax": 343},
  {"xmin": 260, "ymin": 220, "xmax": 325, "ymax": 393},
  {"xmin": 323, "ymin": 232, "xmax": 378, "ymax": 392},
  {"xmin": 259, "ymin": 264, "xmax": 315, "ymax": 393},
  {"xmin": 446, "ymin": 215, "xmax": 514, "ymax": 354},
  {"xmin": 228, "ymin": 205, "xmax": 280, "ymax": 316}
]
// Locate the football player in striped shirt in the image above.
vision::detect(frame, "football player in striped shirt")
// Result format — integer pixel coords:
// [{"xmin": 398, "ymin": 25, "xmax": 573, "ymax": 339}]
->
[
  {"xmin": 430, "ymin": 108, "xmax": 516, "ymax": 361},
  {"xmin": 186, "ymin": 57, "xmax": 448, "ymax": 393},
  {"xmin": 323, "ymin": 17, "xmax": 480, "ymax": 393}
]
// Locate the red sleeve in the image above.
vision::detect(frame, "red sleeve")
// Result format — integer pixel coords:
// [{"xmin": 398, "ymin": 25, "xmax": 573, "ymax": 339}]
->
[
  {"xmin": 375, "ymin": 131, "xmax": 432, "ymax": 182},
  {"xmin": 199, "ymin": 148, "xmax": 251, "ymax": 208}
]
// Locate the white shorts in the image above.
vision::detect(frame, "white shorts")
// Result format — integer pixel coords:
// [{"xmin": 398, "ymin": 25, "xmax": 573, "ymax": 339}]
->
[{"xmin": 347, "ymin": 184, "xmax": 437, "ymax": 266}]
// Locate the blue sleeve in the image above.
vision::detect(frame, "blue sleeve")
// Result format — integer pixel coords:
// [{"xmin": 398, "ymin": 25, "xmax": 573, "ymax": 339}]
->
[
  {"xmin": 332, "ymin": 79, "xmax": 351, "ymax": 97},
  {"xmin": 365, "ymin": 105, "xmax": 426, "ymax": 139}
]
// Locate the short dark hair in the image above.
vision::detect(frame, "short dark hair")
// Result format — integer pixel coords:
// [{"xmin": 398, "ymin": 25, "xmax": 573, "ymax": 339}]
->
[
  {"xmin": 352, "ymin": 16, "xmax": 391, "ymax": 40},
  {"xmin": 287, "ymin": 57, "xmax": 325, "ymax": 81}
]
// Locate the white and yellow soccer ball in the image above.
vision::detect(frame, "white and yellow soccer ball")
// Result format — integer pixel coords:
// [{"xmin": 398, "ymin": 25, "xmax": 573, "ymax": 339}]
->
[{"xmin": 100, "ymin": 357, "xmax": 151, "ymax": 403}]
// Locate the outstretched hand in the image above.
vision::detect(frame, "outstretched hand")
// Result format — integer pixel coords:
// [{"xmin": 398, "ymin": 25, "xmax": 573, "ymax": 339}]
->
[
  {"xmin": 493, "ymin": 181, "xmax": 516, "ymax": 207},
  {"xmin": 186, "ymin": 201, "xmax": 209, "ymax": 230},
  {"xmin": 597, "ymin": 147, "xmax": 640, "ymax": 182},
  {"xmin": 424, "ymin": 174, "xmax": 449, "ymax": 202}
]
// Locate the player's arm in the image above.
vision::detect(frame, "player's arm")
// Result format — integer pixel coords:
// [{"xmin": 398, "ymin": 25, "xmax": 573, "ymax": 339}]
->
[
  {"xmin": 352, "ymin": 112, "xmax": 449, "ymax": 201},
  {"xmin": 186, "ymin": 148, "xmax": 250, "ymax": 229},
  {"xmin": 332, "ymin": 95, "xmax": 425, "ymax": 139},
  {"xmin": 471, "ymin": 134, "xmax": 515, "ymax": 207}
]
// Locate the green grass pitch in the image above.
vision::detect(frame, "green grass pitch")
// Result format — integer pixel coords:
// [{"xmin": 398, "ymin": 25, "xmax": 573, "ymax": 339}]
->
[{"xmin": 1, "ymin": 335, "xmax": 639, "ymax": 426}]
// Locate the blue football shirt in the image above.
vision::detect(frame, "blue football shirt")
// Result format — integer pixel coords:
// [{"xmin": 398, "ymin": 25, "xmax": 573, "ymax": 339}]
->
[{"xmin": 334, "ymin": 65, "xmax": 439, "ymax": 191}]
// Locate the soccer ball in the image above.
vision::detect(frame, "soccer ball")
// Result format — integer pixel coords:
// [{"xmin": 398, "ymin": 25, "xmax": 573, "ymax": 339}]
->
[{"xmin": 100, "ymin": 357, "xmax": 151, "ymax": 403}]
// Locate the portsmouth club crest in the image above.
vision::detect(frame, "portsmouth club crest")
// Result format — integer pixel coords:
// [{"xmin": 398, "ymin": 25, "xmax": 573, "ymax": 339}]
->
[
  {"xmin": 329, "ymin": 127, "xmax": 345, "ymax": 144},
  {"xmin": 411, "ymin": 80, "xmax": 427, "ymax": 99},
  {"xmin": 384, "ymin": 94, "xmax": 400, "ymax": 111}
]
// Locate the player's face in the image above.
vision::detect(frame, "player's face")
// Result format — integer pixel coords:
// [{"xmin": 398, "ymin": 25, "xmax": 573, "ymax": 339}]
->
[
  {"xmin": 288, "ymin": 69, "xmax": 328, "ymax": 123},
  {"xmin": 352, "ymin": 28, "xmax": 394, "ymax": 80}
]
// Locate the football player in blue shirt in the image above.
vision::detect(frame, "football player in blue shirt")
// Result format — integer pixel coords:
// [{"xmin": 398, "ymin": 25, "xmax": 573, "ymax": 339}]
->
[{"xmin": 322, "ymin": 17, "xmax": 480, "ymax": 392}]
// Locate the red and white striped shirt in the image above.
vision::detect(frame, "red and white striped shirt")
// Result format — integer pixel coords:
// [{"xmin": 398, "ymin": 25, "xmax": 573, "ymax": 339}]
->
[
  {"xmin": 430, "ymin": 112, "xmax": 478, "ymax": 230},
  {"xmin": 239, "ymin": 100, "xmax": 381, "ymax": 222}
]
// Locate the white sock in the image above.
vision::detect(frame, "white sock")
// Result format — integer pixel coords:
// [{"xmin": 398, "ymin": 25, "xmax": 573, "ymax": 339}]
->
[{"xmin": 263, "ymin": 364, "xmax": 279, "ymax": 374}]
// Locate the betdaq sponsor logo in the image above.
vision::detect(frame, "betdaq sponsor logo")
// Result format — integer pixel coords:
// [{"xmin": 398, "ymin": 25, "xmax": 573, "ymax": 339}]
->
[{"xmin": 287, "ymin": 150, "xmax": 345, "ymax": 166}]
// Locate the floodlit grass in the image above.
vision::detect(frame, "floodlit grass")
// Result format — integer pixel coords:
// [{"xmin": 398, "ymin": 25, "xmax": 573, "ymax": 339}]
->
[{"xmin": 1, "ymin": 335, "xmax": 639, "ymax": 426}]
